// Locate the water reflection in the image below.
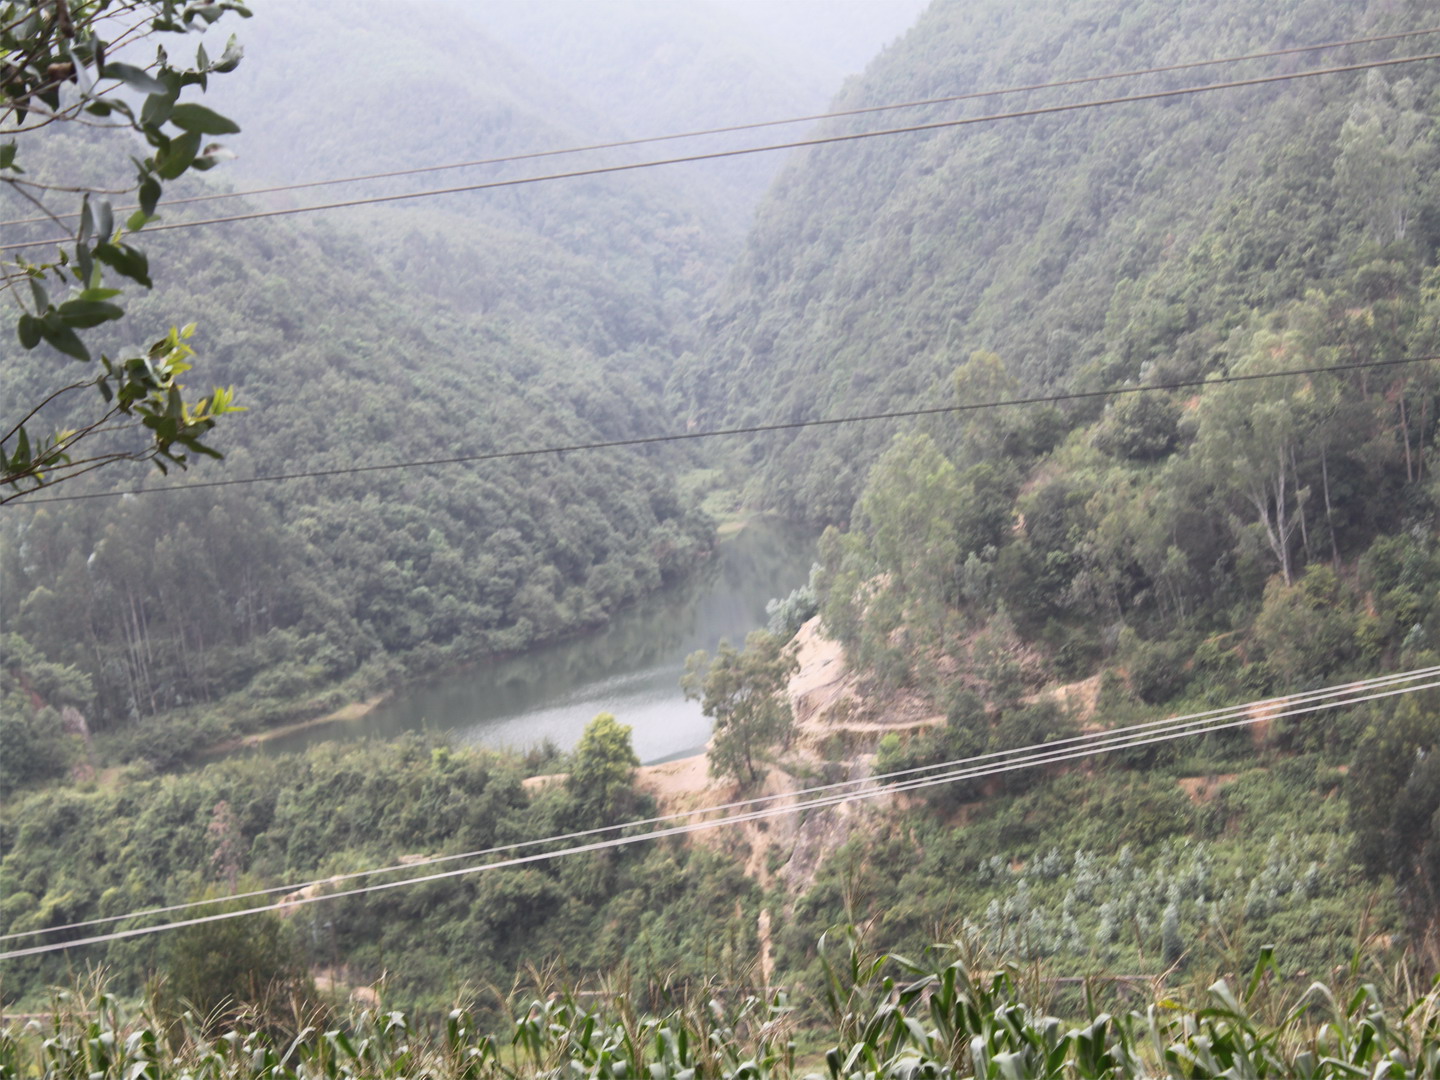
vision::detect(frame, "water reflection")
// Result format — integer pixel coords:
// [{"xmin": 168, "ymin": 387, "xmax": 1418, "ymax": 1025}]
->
[{"xmin": 261, "ymin": 517, "xmax": 817, "ymax": 763}]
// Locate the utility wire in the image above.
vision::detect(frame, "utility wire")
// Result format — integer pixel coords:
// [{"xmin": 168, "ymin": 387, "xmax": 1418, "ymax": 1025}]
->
[
  {"xmin": 5, "ymin": 666, "xmax": 1432, "ymax": 945},
  {"xmin": 2, "ymin": 24, "xmax": 1434, "ymax": 231},
  {"xmin": 4, "ymin": 49, "xmax": 1439, "ymax": 255},
  {"xmin": 9, "ymin": 355, "xmax": 1435, "ymax": 507},
  {"xmin": 3, "ymin": 668, "xmax": 1425, "ymax": 944},
  {"xmin": 3, "ymin": 671, "xmax": 1433, "ymax": 961},
  {"xmin": 8, "ymin": 674, "xmax": 1434, "ymax": 960}
]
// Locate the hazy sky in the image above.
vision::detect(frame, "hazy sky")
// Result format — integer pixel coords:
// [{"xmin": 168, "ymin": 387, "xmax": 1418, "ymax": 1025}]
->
[{"xmin": 708, "ymin": 0, "xmax": 930, "ymax": 75}]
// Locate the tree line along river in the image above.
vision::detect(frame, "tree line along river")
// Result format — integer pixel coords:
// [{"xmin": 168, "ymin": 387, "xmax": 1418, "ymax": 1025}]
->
[{"xmin": 255, "ymin": 517, "xmax": 818, "ymax": 764}]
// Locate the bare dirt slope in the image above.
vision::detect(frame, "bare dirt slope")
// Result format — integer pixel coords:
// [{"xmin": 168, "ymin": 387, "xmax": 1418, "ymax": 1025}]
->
[{"xmin": 631, "ymin": 617, "xmax": 945, "ymax": 984}]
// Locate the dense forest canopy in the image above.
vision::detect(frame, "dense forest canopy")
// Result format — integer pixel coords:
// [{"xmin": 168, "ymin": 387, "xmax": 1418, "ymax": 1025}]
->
[
  {"xmin": 1, "ymin": 1, "xmax": 762, "ymax": 747},
  {"xmin": 0, "ymin": 0, "xmax": 931, "ymax": 751},
  {"xmin": 3, "ymin": 0, "xmax": 1440, "ymax": 1042},
  {"xmin": 685, "ymin": 0, "xmax": 1440, "ymax": 521},
  {"xmin": 1, "ymin": 176, "xmax": 717, "ymax": 742}
]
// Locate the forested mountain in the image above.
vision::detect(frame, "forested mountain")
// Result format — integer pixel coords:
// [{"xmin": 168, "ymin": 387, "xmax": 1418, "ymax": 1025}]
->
[
  {"xmin": 0, "ymin": 2, "xmax": 738, "ymax": 755},
  {"xmin": 686, "ymin": 0, "xmax": 1440, "ymax": 520},
  {"xmin": 682, "ymin": 0, "xmax": 1440, "ymax": 692},
  {"xmin": 0, "ymin": 0, "xmax": 933, "ymax": 761},
  {"xmin": 677, "ymin": 0, "xmax": 1440, "ymax": 990},
  {"xmin": 2, "ymin": 203, "xmax": 713, "ymax": 747},
  {"xmin": 205, "ymin": 1, "xmax": 729, "ymax": 270}
]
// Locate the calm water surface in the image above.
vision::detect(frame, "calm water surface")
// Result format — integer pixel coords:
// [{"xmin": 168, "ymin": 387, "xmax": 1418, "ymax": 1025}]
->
[{"xmin": 261, "ymin": 518, "xmax": 817, "ymax": 763}]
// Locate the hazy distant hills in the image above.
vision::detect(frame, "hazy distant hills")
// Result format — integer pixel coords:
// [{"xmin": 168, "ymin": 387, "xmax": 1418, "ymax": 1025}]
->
[
  {"xmin": 468, "ymin": 0, "xmax": 926, "ymax": 228},
  {"xmin": 202, "ymin": 0, "xmax": 724, "ymax": 284},
  {"xmin": 208, "ymin": 0, "xmax": 924, "ymax": 241}
]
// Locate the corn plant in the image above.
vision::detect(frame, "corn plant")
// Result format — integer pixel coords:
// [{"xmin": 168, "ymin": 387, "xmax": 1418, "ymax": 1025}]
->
[{"xmin": 6, "ymin": 944, "xmax": 1440, "ymax": 1079}]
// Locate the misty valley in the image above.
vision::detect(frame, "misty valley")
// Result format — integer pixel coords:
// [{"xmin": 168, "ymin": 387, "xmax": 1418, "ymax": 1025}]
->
[{"xmin": 2, "ymin": 1, "xmax": 1440, "ymax": 1077}]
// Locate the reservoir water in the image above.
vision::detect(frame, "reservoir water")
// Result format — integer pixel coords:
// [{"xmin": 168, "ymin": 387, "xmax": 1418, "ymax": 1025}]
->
[{"xmin": 260, "ymin": 518, "xmax": 817, "ymax": 763}]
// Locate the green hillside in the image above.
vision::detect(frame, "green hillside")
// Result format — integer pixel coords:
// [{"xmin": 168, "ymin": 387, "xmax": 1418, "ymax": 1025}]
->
[
  {"xmin": 2, "ymin": 205, "xmax": 714, "ymax": 741},
  {"xmin": 0, "ymin": 4, "xmax": 727, "ymax": 750},
  {"xmin": 678, "ymin": 0, "xmax": 1440, "ymax": 994},
  {"xmin": 686, "ymin": 0, "xmax": 1440, "ymax": 521}
]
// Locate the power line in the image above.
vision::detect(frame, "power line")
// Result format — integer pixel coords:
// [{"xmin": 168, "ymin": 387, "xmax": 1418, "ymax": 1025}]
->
[
  {"xmin": 5, "ymin": 666, "xmax": 1432, "ymax": 945},
  {"xmin": 3, "ymin": 49, "xmax": 1438, "ymax": 256},
  {"xmin": 2, "ymin": 24, "xmax": 1434, "ymax": 231},
  {"xmin": 8, "ymin": 355, "xmax": 1435, "ymax": 507},
  {"xmin": 10, "ymin": 666, "xmax": 1430, "ymax": 945},
  {"xmin": 3, "ymin": 670, "xmax": 1433, "ymax": 961},
  {"xmin": 7, "ymin": 673, "xmax": 1433, "ymax": 959}
]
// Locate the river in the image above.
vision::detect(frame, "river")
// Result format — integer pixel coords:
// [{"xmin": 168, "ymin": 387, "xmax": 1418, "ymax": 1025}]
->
[{"xmin": 259, "ymin": 517, "xmax": 818, "ymax": 764}]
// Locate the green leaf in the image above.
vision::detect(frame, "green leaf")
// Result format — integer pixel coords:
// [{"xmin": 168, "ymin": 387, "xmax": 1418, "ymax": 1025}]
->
[
  {"xmin": 140, "ymin": 90, "xmax": 176, "ymax": 128},
  {"xmin": 75, "ymin": 241, "xmax": 94, "ymax": 286},
  {"xmin": 169, "ymin": 103, "xmax": 240, "ymax": 136},
  {"xmin": 0, "ymin": 142, "xmax": 16, "ymax": 171},
  {"xmin": 103, "ymin": 62, "xmax": 167, "ymax": 96},
  {"xmin": 66, "ymin": 46, "xmax": 92, "ymax": 96},
  {"xmin": 27, "ymin": 277, "xmax": 49, "ymax": 312},
  {"xmin": 57, "ymin": 299, "xmax": 125, "ymax": 329},
  {"xmin": 188, "ymin": 3, "xmax": 226, "ymax": 25},
  {"xmin": 38, "ymin": 318, "xmax": 91, "ymax": 361},
  {"xmin": 184, "ymin": 440, "xmax": 223, "ymax": 460},
  {"xmin": 138, "ymin": 175, "xmax": 162, "ymax": 217},
  {"xmin": 95, "ymin": 200, "xmax": 114, "ymax": 242},
  {"xmin": 17, "ymin": 314, "xmax": 42, "ymax": 350},
  {"xmin": 94, "ymin": 243, "xmax": 152, "ymax": 288},
  {"xmin": 212, "ymin": 36, "xmax": 245, "ymax": 74},
  {"xmin": 191, "ymin": 146, "xmax": 231, "ymax": 172},
  {"xmin": 126, "ymin": 209, "xmax": 153, "ymax": 232},
  {"xmin": 154, "ymin": 130, "xmax": 202, "ymax": 179}
]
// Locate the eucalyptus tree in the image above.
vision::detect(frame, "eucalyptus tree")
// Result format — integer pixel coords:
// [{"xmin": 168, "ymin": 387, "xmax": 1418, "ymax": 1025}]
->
[
  {"xmin": 683, "ymin": 630, "xmax": 798, "ymax": 786},
  {"xmin": 1194, "ymin": 330, "xmax": 1315, "ymax": 586}
]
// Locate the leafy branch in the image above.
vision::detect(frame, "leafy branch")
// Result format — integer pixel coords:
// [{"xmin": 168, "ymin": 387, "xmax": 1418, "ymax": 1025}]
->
[
  {"xmin": 0, "ymin": 323, "xmax": 244, "ymax": 501},
  {"xmin": 1, "ymin": 0, "xmax": 251, "ymax": 500}
]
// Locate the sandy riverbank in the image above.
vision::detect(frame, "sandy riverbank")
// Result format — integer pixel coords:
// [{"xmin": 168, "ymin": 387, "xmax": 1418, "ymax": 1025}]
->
[{"xmin": 200, "ymin": 694, "xmax": 390, "ymax": 756}]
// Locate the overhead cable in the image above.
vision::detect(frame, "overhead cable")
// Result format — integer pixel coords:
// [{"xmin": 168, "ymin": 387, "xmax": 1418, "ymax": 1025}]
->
[
  {"xmin": 2, "ymin": 669, "xmax": 1432, "ymax": 961},
  {"xmin": 4, "ymin": 665, "xmax": 1432, "ymax": 944},
  {"xmin": 9, "ymin": 355, "xmax": 1436, "ymax": 507},
  {"xmin": 3, "ymin": 49, "xmax": 1439, "ymax": 255},
  {"xmin": 1, "ymin": 24, "xmax": 1435, "ymax": 231}
]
